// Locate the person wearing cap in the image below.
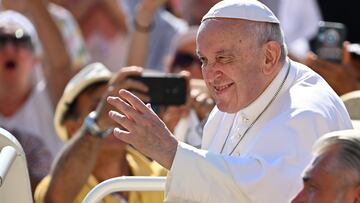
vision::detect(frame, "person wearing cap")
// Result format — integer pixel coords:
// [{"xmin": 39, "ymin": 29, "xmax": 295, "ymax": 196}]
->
[
  {"xmin": 107, "ymin": 1, "xmax": 353, "ymax": 202},
  {"xmin": 0, "ymin": 8, "xmax": 72, "ymax": 158},
  {"xmin": 34, "ymin": 63, "xmax": 166, "ymax": 203},
  {"xmin": 291, "ymin": 129, "xmax": 360, "ymax": 203}
]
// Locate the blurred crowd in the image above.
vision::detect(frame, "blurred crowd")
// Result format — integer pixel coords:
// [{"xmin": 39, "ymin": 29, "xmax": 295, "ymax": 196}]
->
[{"xmin": 0, "ymin": 0, "xmax": 359, "ymax": 202}]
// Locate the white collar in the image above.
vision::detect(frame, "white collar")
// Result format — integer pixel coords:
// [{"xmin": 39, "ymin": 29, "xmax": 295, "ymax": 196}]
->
[{"xmin": 237, "ymin": 59, "xmax": 290, "ymax": 125}]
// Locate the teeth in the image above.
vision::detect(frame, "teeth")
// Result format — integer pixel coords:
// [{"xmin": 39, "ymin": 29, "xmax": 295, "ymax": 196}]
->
[{"xmin": 214, "ymin": 83, "xmax": 232, "ymax": 92}]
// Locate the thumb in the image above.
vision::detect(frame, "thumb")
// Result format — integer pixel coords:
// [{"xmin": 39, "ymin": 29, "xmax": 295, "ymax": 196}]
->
[{"xmin": 342, "ymin": 41, "xmax": 351, "ymax": 65}]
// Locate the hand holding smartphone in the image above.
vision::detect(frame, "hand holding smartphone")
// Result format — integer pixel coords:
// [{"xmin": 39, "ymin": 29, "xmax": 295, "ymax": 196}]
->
[{"xmin": 311, "ymin": 21, "xmax": 347, "ymax": 63}]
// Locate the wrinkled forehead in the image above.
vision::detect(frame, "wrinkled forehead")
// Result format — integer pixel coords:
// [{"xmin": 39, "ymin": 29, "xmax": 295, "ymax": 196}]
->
[
  {"xmin": 196, "ymin": 18, "xmax": 254, "ymax": 50},
  {"xmin": 198, "ymin": 18, "xmax": 252, "ymax": 38}
]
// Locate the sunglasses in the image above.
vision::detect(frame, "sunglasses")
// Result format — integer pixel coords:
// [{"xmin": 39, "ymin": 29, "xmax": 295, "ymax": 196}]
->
[
  {"xmin": 171, "ymin": 52, "xmax": 201, "ymax": 69},
  {"xmin": 0, "ymin": 34, "xmax": 33, "ymax": 50}
]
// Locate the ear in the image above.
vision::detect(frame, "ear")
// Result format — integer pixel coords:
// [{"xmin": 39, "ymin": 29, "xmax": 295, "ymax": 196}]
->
[{"xmin": 262, "ymin": 41, "xmax": 281, "ymax": 75}]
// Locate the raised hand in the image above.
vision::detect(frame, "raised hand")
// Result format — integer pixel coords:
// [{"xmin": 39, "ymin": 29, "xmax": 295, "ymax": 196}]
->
[
  {"xmin": 107, "ymin": 89, "xmax": 178, "ymax": 169},
  {"xmin": 304, "ymin": 42, "xmax": 360, "ymax": 96},
  {"xmin": 95, "ymin": 66, "xmax": 149, "ymax": 130}
]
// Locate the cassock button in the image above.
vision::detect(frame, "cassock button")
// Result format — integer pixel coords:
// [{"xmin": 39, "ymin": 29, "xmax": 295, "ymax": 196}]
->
[{"xmin": 240, "ymin": 113, "xmax": 249, "ymax": 124}]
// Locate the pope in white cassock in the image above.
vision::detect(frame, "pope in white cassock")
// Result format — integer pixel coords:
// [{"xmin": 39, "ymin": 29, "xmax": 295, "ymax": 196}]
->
[{"xmin": 107, "ymin": 0, "xmax": 353, "ymax": 202}]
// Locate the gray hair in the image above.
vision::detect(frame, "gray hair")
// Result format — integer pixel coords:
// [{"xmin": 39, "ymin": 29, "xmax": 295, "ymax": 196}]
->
[
  {"xmin": 249, "ymin": 22, "xmax": 288, "ymax": 62},
  {"xmin": 313, "ymin": 130, "xmax": 360, "ymax": 186}
]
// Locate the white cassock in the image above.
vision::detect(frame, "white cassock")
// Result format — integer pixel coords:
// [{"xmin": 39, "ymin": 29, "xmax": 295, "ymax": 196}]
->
[{"xmin": 164, "ymin": 59, "xmax": 353, "ymax": 203}]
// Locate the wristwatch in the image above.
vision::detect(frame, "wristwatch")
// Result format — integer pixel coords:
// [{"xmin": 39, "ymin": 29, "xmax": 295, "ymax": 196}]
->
[{"xmin": 84, "ymin": 111, "xmax": 112, "ymax": 138}]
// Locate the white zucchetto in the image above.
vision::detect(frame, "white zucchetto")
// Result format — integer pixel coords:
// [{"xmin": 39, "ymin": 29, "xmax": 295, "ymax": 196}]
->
[{"xmin": 202, "ymin": 0, "xmax": 280, "ymax": 24}]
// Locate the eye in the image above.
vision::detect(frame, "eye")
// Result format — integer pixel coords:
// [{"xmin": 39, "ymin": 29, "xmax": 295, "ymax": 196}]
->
[
  {"xmin": 216, "ymin": 55, "xmax": 233, "ymax": 64},
  {"xmin": 198, "ymin": 56, "xmax": 208, "ymax": 68}
]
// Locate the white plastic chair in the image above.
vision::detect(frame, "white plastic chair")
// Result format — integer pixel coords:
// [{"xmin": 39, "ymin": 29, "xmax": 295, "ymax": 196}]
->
[
  {"xmin": 0, "ymin": 128, "xmax": 33, "ymax": 203},
  {"xmin": 83, "ymin": 176, "xmax": 166, "ymax": 203}
]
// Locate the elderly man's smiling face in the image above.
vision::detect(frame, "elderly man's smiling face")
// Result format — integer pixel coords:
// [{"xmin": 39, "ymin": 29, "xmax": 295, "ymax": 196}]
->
[{"xmin": 196, "ymin": 19, "xmax": 270, "ymax": 113}]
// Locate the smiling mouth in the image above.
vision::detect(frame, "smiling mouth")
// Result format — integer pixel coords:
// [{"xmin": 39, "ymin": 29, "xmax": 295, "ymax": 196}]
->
[
  {"xmin": 4, "ymin": 60, "xmax": 17, "ymax": 70},
  {"xmin": 213, "ymin": 83, "xmax": 233, "ymax": 93}
]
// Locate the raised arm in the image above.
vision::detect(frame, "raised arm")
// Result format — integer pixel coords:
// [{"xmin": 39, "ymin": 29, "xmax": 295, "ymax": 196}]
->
[
  {"xmin": 27, "ymin": 0, "xmax": 73, "ymax": 107},
  {"xmin": 2, "ymin": 0, "xmax": 73, "ymax": 107},
  {"xmin": 126, "ymin": 0, "xmax": 167, "ymax": 67},
  {"xmin": 44, "ymin": 125, "xmax": 103, "ymax": 203}
]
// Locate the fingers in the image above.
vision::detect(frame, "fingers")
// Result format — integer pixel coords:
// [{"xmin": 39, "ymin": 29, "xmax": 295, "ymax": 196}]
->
[
  {"xmin": 107, "ymin": 96, "xmax": 143, "ymax": 122},
  {"xmin": 118, "ymin": 89, "xmax": 153, "ymax": 114},
  {"xmin": 305, "ymin": 53, "xmax": 338, "ymax": 74},
  {"xmin": 112, "ymin": 128, "xmax": 133, "ymax": 144},
  {"xmin": 342, "ymin": 41, "xmax": 351, "ymax": 65},
  {"xmin": 108, "ymin": 79, "xmax": 149, "ymax": 97},
  {"xmin": 108, "ymin": 111, "xmax": 135, "ymax": 132},
  {"xmin": 107, "ymin": 89, "xmax": 156, "ymax": 123},
  {"xmin": 109, "ymin": 66, "xmax": 143, "ymax": 85}
]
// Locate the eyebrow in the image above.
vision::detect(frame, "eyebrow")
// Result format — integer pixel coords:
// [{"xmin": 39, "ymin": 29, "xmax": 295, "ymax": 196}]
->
[{"xmin": 215, "ymin": 50, "xmax": 234, "ymax": 55}]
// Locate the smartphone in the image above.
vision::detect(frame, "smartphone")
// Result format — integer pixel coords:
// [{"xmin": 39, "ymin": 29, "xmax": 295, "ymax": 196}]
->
[
  {"xmin": 311, "ymin": 21, "xmax": 347, "ymax": 63},
  {"xmin": 129, "ymin": 73, "xmax": 187, "ymax": 105}
]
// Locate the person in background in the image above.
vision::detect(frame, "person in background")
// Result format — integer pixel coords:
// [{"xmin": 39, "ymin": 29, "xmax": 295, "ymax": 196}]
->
[
  {"xmin": 162, "ymin": 26, "xmax": 214, "ymax": 148},
  {"xmin": 123, "ymin": 0, "xmax": 187, "ymax": 71},
  {"xmin": 107, "ymin": 1, "xmax": 352, "ymax": 202},
  {"xmin": 291, "ymin": 129, "xmax": 360, "ymax": 203},
  {"xmin": 1, "ymin": 0, "xmax": 90, "ymax": 72},
  {"xmin": 0, "ymin": 7, "xmax": 71, "ymax": 158},
  {"xmin": 50, "ymin": 0, "xmax": 128, "ymax": 72},
  {"xmin": 35, "ymin": 63, "xmax": 166, "ymax": 203}
]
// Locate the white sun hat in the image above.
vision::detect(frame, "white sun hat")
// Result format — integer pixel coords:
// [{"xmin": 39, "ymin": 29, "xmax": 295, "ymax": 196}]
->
[
  {"xmin": 54, "ymin": 62, "xmax": 112, "ymax": 141},
  {"xmin": 341, "ymin": 90, "xmax": 360, "ymax": 129},
  {"xmin": 0, "ymin": 10, "xmax": 41, "ymax": 55},
  {"xmin": 202, "ymin": 0, "xmax": 280, "ymax": 24}
]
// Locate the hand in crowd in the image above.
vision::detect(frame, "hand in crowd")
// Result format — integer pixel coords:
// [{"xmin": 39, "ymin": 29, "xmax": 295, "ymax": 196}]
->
[
  {"xmin": 190, "ymin": 83, "xmax": 215, "ymax": 122},
  {"xmin": 304, "ymin": 42, "xmax": 360, "ymax": 96},
  {"xmin": 95, "ymin": 66, "xmax": 150, "ymax": 130},
  {"xmin": 161, "ymin": 79, "xmax": 214, "ymax": 133},
  {"xmin": 136, "ymin": 0, "xmax": 168, "ymax": 27}
]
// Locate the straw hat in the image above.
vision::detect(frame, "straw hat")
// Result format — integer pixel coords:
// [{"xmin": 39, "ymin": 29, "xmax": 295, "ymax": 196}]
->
[{"xmin": 54, "ymin": 63, "xmax": 112, "ymax": 141}]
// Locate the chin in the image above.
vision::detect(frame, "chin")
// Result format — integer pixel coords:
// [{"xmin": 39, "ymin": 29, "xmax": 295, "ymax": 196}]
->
[{"xmin": 216, "ymin": 100, "xmax": 243, "ymax": 113}]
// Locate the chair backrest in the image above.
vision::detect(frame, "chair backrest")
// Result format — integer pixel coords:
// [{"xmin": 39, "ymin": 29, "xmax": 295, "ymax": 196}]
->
[
  {"xmin": 0, "ymin": 128, "xmax": 33, "ymax": 203},
  {"xmin": 83, "ymin": 176, "xmax": 166, "ymax": 203}
]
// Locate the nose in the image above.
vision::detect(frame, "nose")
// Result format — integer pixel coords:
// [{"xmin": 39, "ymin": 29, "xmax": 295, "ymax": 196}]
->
[{"xmin": 290, "ymin": 189, "xmax": 306, "ymax": 203}]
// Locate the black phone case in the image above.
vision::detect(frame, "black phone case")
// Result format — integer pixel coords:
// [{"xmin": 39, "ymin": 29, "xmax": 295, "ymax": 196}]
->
[{"xmin": 129, "ymin": 75, "xmax": 187, "ymax": 105}]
